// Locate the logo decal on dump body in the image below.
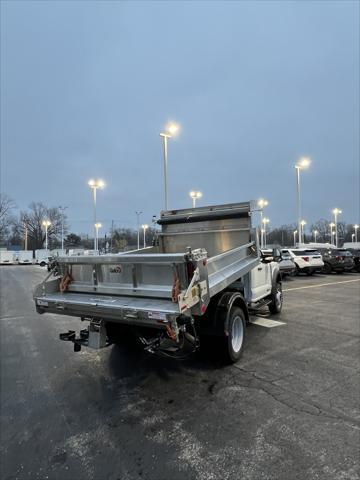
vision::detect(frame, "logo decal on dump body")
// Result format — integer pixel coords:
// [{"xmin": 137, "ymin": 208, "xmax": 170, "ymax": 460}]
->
[{"xmin": 148, "ymin": 311, "xmax": 167, "ymax": 321}]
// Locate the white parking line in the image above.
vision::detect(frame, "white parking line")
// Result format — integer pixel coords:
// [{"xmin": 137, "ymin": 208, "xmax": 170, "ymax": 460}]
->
[
  {"xmin": 251, "ymin": 318, "xmax": 286, "ymax": 328},
  {"xmin": 283, "ymin": 278, "xmax": 360, "ymax": 292}
]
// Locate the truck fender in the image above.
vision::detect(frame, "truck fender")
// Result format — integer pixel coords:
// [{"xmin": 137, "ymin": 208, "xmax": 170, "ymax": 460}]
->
[
  {"xmin": 271, "ymin": 272, "xmax": 282, "ymax": 294},
  {"xmin": 216, "ymin": 292, "xmax": 249, "ymax": 336}
]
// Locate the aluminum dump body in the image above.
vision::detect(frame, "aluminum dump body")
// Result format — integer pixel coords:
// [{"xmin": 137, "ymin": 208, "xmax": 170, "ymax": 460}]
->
[{"xmin": 34, "ymin": 202, "xmax": 259, "ymax": 325}]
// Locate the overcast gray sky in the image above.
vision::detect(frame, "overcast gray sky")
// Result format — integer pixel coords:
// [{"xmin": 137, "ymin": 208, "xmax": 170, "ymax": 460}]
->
[{"xmin": 1, "ymin": 0, "xmax": 359, "ymax": 235}]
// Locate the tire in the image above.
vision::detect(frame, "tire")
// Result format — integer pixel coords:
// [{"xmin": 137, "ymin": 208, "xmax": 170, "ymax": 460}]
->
[
  {"xmin": 269, "ymin": 281, "xmax": 283, "ymax": 314},
  {"xmin": 40, "ymin": 261, "xmax": 46, "ymax": 267},
  {"xmin": 323, "ymin": 263, "xmax": 332, "ymax": 274},
  {"xmin": 220, "ymin": 307, "xmax": 246, "ymax": 364}
]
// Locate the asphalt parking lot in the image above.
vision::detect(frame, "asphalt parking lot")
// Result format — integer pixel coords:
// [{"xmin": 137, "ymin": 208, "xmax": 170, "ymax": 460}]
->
[{"xmin": 1, "ymin": 266, "xmax": 359, "ymax": 480}]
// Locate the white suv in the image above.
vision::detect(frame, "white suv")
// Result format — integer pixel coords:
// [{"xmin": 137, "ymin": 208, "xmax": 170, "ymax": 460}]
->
[{"xmin": 287, "ymin": 249, "xmax": 324, "ymax": 276}]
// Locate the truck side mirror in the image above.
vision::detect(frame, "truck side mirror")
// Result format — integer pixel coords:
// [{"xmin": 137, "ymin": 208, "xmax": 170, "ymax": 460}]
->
[{"xmin": 272, "ymin": 248, "xmax": 281, "ymax": 262}]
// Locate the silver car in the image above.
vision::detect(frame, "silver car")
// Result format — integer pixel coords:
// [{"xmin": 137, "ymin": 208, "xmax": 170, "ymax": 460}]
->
[{"xmin": 279, "ymin": 249, "xmax": 296, "ymax": 276}]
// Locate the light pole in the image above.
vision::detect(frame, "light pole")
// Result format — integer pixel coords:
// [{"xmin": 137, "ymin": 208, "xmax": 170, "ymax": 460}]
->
[
  {"xmin": 257, "ymin": 199, "xmax": 269, "ymax": 248},
  {"xmin": 190, "ymin": 191, "xmax": 202, "ymax": 208},
  {"xmin": 293, "ymin": 230, "xmax": 298, "ymax": 247},
  {"xmin": 42, "ymin": 220, "xmax": 51, "ymax": 250},
  {"xmin": 352, "ymin": 233, "xmax": 355, "ymax": 243},
  {"xmin": 135, "ymin": 211, "xmax": 142, "ymax": 250},
  {"xmin": 159, "ymin": 122, "xmax": 179, "ymax": 210},
  {"xmin": 59, "ymin": 206, "xmax": 68, "ymax": 253},
  {"xmin": 329, "ymin": 222, "xmax": 335, "ymax": 245},
  {"xmin": 313, "ymin": 230, "xmax": 318, "ymax": 242},
  {"xmin": 295, "ymin": 157, "xmax": 311, "ymax": 246},
  {"xmin": 262, "ymin": 217, "xmax": 270, "ymax": 248},
  {"xmin": 88, "ymin": 179, "xmax": 105, "ymax": 251},
  {"xmin": 94, "ymin": 223, "xmax": 102, "ymax": 251},
  {"xmin": 354, "ymin": 224, "xmax": 359, "ymax": 243},
  {"xmin": 332, "ymin": 208, "xmax": 342, "ymax": 247},
  {"xmin": 300, "ymin": 220, "xmax": 307, "ymax": 244},
  {"xmin": 142, "ymin": 224, "xmax": 149, "ymax": 248}
]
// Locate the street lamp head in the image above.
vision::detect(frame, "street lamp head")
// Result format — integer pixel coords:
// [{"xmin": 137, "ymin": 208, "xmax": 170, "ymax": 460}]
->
[
  {"xmin": 167, "ymin": 122, "xmax": 179, "ymax": 136},
  {"xmin": 355, "ymin": 224, "xmax": 359, "ymax": 229},
  {"xmin": 94, "ymin": 223, "xmax": 102, "ymax": 229},
  {"xmin": 257, "ymin": 198, "xmax": 269, "ymax": 209},
  {"xmin": 42, "ymin": 220, "xmax": 51, "ymax": 227},
  {"xmin": 190, "ymin": 191, "xmax": 202, "ymax": 199},
  {"xmin": 142, "ymin": 224, "xmax": 149, "ymax": 230},
  {"xmin": 294, "ymin": 230, "xmax": 298, "ymax": 234},
  {"xmin": 88, "ymin": 179, "xmax": 105, "ymax": 189},
  {"xmin": 262, "ymin": 217, "xmax": 270, "ymax": 224},
  {"xmin": 300, "ymin": 220, "xmax": 306, "ymax": 226},
  {"xmin": 329, "ymin": 222, "xmax": 335, "ymax": 228},
  {"xmin": 332, "ymin": 208, "xmax": 342, "ymax": 215},
  {"xmin": 313, "ymin": 230, "xmax": 318, "ymax": 234},
  {"xmin": 296, "ymin": 156, "xmax": 311, "ymax": 169}
]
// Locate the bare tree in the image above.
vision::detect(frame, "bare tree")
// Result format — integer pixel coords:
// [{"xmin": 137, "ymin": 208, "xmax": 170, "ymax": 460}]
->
[
  {"xmin": 15, "ymin": 202, "xmax": 68, "ymax": 249},
  {"xmin": 0, "ymin": 194, "xmax": 16, "ymax": 242}
]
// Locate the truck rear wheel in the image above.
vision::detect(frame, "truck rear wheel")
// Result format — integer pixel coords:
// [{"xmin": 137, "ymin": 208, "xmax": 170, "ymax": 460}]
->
[{"xmin": 221, "ymin": 307, "xmax": 246, "ymax": 363}]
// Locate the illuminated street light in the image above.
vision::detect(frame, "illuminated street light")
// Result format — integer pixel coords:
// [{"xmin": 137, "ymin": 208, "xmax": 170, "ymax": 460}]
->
[
  {"xmin": 42, "ymin": 220, "xmax": 51, "ymax": 250},
  {"xmin": 354, "ymin": 224, "xmax": 359, "ymax": 243},
  {"xmin": 329, "ymin": 222, "xmax": 335, "ymax": 245},
  {"xmin": 262, "ymin": 217, "xmax": 270, "ymax": 248},
  {"xmin": 313, "ymin": 230, "xmax": 318, "ymax": 242},
  {"xmin": 332, "ymin": 208, "xmax": 342, "ymax": 247},
  {"xmin": 94, "ymin": 223, "xmax": 102, "ymax": 251},
  {"xmin": 293, "ymin": 230, "xmax": 298, "ymax": 247},
  {"xmin": 295, "ymin": 157, "xmax": 311, "ymax": 246},
  {"xmin": 159, "ymin": 122, "xmax": 180, "ymax": 210},
  {"xmin": 257, "ymin": 199, "xmax": 269, "ymax": 248},
  {"xmin": 190, "ymin": 191, "xmax": 202, "ymax": 208},
  {"xmin": 300, "ymin": 220, "xmax": 307, "ymax": 244},
  {"xmin": 352, "ymin": 233, "xmax": 355, "ymax": 243},
  {"xmin": 135, "ymin": 211, "xmax": 143, "ymax": 250},
  {"xmin": 142, "ymin": 224, "xmax": 149, "ymax": 248},
  {"xmin": 88, "ymin": 179, "xmax": 105, "ymax": 251}
]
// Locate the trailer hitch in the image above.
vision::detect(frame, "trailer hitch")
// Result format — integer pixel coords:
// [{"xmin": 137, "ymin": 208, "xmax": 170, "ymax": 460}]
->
[{"xmin": 59, "ymin": 320, "xmax": 109, "ymax": 352}]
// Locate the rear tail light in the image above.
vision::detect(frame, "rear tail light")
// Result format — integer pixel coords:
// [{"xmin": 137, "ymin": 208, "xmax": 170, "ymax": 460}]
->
[
  {"xmin": 302, "ymin": 256, "xmax": 310, "ymax": 262},
  {"xmin": 336, "ymin": 256, "xmax": 344, "ymax": 262}
]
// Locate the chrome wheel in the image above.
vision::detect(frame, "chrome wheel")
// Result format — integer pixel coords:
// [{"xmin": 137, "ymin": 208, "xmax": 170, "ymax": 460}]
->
[{"xmin": 231, "ymin": 315, "xmax": 244, "ymax": 353}]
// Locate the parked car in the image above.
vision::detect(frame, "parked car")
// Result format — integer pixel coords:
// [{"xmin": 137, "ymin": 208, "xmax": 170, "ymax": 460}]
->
[
  {"xmin": 345, "ymin": 248, "xmax": 360, "ymax": 272},
  {"xmin": 0, "ymin": 251, "xmax": 14, "ymax": 265},
  {"xmin": 279, "ymin": 249, "xmax": 296, "ymax": 276},
  {"xmin": 288, "ymin": 249, "xmax": 324, "ymax": 275},
  {"xmin": 318, "ymin": 248, "xmax": 355, "ymax": 274}
]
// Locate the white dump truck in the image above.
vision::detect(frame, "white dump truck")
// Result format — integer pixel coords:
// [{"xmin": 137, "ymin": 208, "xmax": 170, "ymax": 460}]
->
[{"xmin": 34, "ymin": 202, "xmax": 283, "ymax": 363}]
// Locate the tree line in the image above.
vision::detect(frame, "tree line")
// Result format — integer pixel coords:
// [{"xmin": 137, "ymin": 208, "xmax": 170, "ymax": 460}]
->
[{"xmin": 0, "ymin": 193, "xmax": 356, "ymax": 251}]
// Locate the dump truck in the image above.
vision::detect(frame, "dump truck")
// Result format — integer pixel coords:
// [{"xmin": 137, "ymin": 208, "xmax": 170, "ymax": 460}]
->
[{"xmin": 34, "ymin": 202, "xmax": 283, "ymax": 363}]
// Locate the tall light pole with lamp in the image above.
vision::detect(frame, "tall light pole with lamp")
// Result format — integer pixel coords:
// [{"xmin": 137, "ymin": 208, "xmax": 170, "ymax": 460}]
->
[
  {"xmin": 135, "ymin": 211, "xmax": 142, "ymax": 250},
  {"xmin": 300, "ymin": 220, "xmax": 307, "ymax": 244},
  {"xmin": 42, "ymin": 220, "xmax": 51, "ymax": 250},
  {"xmin": 262, "ymin": 217, "xmax": 270, "ymax": 248},
  {"xmin": 190, "ymin": 191, "xmax": 202, "ymax": 208},
  {"xmin": 295, "ymin": 157, "xmax": 311, "ymax": 245},
  {"xmin": 332, "ymin": 208, "xmax": 342, "ymax": 247},
  {"xmin": 313, "ymin": 230, "xmax": 318, "ymax": 242},
  {"xmin": 142, "ymin": 224, "xmax": 149, "ymax": 248},
  {"xmin": 352, "ymin": 233, "xmax": 355, "ymax": 243},
  {"xmin": 94, "ymin": 223, "xmax": 102, "ymax": 251},
  {"xmin": 329, "ymin": 222, "xmax": 335, "ymax": 245},
  {"xmin": 354, "ymin": 224, "xmax": 359, "ymax": 243},
  {"xmin": 257, "ymin": 199, "xmax": 269, "ymax": 248},
  {"xmin": 59, "ymin": 206, "xmax": 68, "ymax": 253},
  {"xmin": 293, "ymin": 230, "xmax": 298, "ymax": 247},
  {"xmin": 88, "ymin": 179, "xmax": 105, "ymax": 251},
  {"xmin": 159, "ymin": 122, "xmax": 179, "ymax": 210}
]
